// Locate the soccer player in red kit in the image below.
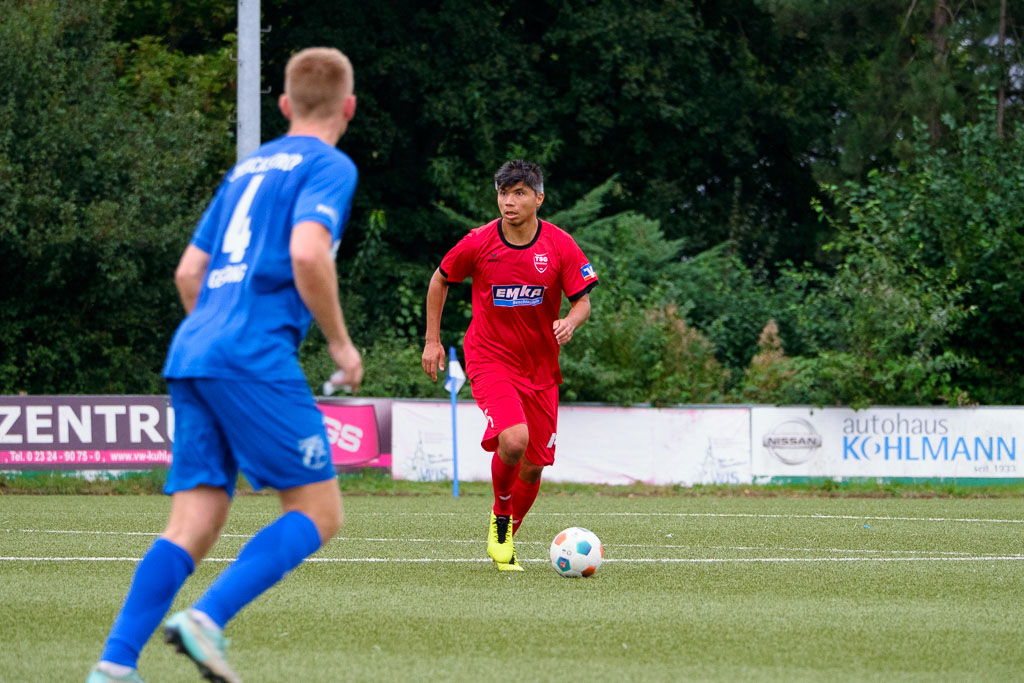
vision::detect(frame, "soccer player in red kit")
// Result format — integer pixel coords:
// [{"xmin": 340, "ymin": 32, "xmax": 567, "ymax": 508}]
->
[{"xmin": 422, "ymin": 160, "xmax": 598, "ymax": 571}]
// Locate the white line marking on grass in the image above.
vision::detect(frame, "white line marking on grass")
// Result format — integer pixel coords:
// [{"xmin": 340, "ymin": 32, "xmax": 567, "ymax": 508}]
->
[
  {"xmin": 5, "ymin": 529, "xmax": 1019, "ymax": 558},
  {"xmin": 0, "ymin": 556, "xmax": 494, "ymax": 563},
  {"xmin": 534, "ymin": 512, "xmax": 1024, "ymax": 524},
  {"xmin": 9, "ymin": 529, "xmax": 254, "ymax": 538},
  {"xmin": 610, "ymin": 543, "xmax": 993, "ymax": 556},
  {"xmin": 3, "ymin": 555, "xmax": 1023, "ymax": 564},
  {"xmin": 0, "ymin": 556, "xmax": 236, "ymax": 562},
  {"xmin": 601, "ymin": 556, "xmax": 1024, "ymax": 563},
  {"xmin": 348, "ymin": 512, "xmax": 1024, "ymax": 524}
]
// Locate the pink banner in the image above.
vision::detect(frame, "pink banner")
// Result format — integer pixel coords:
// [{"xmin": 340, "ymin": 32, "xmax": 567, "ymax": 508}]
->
[{"xmin": 319, "ymin": 403, "xmax": 389, "ymax": 468}]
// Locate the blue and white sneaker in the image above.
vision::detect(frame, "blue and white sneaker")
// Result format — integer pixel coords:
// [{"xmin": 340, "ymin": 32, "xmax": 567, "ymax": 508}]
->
[
  {"xmin": 86, "ymin": 662, "xmax": 145, "ymax": 682},
  {"xmin": 163, "ymin": 610, "xmax": 241, "ymax": 683}
]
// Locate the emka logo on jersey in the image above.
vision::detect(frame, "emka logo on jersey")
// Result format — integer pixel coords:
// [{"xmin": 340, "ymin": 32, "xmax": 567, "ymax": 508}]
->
[
  {"xmin": 534, "ymin": 253, "xmax": 549, "ymax": 273},
  {"xmin": 492, "ymin": 284, "xmax": 546, "ymax": 307},
  {"xmin": 581, "ymin": 262, "xmax": 596, "ymax": 281}
]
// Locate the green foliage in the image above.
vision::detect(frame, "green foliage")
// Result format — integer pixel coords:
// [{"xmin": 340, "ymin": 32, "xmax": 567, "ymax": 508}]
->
[
  {"xmin": 261, "ymin": 0, "xmax": 840, "ymax": 273},
  {"xmin": 767, "ymin": 0, "xmax": 1024, "ymax": 181},
  {"xmin": 561, "ymin": 207, "xmax": 729, "ymax": 405},
  {"xmin": 574, "ymin": 214, "xmax": 686, "ymax": 304},
  {"xmin": 300, "ymin": 333, "xmax": 444, "ymax": 400},
  {"xmin": 759, "ymin": 98, "xmax": 1024, "ymax": 406},
  {"xmin": 674, "ymin": 242, "xmax": 778, "ymax": 374},
  {"xmin": 2, "ymin": 0, "xmax": 1022, "ymax": 407},
  {"xmin": 108, "ymin": 0, "xmax": 236, "ymax": 53},
  {"xmin": 733, "ymin": 320, "xmax": 810, "ymax": 405},
  {"xmin": 0, "ymin": 1, "xmax": 233, "ymax": 393},
  {"xmin": 562, "ymin": 299, "xmax": 728, "ymax": 405}
]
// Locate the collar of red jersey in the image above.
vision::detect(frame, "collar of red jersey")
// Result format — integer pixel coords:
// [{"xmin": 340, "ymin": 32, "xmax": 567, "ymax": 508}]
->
[{"xmin": 496, "ymin": 218, "xmax": 543, "ymax": 251}]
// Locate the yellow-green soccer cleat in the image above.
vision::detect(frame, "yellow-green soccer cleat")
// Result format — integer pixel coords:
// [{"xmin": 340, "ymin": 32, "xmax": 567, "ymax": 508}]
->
[
  {"xmin": 497, "ymin": 550, "xmax": 525, "ymax": 572},
  {"xmin": 487, "ymin": 511, "xmax": 514, "ymax": 564}
]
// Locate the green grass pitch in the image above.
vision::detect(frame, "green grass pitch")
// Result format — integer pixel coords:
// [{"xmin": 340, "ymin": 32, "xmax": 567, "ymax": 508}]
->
[{"xmin": 2, "ymin": 493, "xmax": 1023, "ymax": 681}]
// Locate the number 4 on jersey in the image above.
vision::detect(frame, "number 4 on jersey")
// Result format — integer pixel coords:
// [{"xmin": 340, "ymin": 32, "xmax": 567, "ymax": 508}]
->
[{"xmin": 223, "ymin": 174, "xmax": 265, "ymax": 263}]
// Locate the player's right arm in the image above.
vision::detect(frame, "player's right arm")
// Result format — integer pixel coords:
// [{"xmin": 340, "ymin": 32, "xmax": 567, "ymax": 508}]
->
[
  {"xmin": 421, "ymin": 268, "xmax": 449, "ymax": 382},
  {"xmin": 291, "ymin": 220, "xmax": 363, "ymax": 392},
  {"xmin": 174, "ymin": 245, "xmax": 211, "ymax": 314}
]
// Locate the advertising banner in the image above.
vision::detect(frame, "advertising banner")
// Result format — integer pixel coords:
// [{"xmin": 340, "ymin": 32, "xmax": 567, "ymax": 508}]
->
[
  {"xmin": 391, "ymin": 401, "xmax": 489, "ymax": 482},
  {"xmin": 0, "ymin": 396, "xmax": 386, "ymax": 470},
  {"xmin": 318, "ymin": 403, "xmax": 388, "ymax": 468},
  {"xmin": 751, "ymin": 406, "xmax": 1023, "ymax": 481},
  {"xmin": 390, "ymin": 400, "xmax": 751, "ymax": 485},
  {"xmin": 547, "ymin": 405, "xmax": 750, "ymax": 485},
  {"xmin": 0, "ymin": 396, "xmax": 173, "ymax": 469}
]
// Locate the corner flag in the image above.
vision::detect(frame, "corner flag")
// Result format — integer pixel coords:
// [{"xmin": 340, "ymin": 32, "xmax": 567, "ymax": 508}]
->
[
  {"xmin": 445, "ymin": 347, "xmax": 466, "ymax": 497},
  {"xmin": 444, "ymin": 349, "xmax": 466, "ymax": 395}
]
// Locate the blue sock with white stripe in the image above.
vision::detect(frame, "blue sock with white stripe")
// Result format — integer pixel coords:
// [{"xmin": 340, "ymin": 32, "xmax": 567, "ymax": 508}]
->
[
  {"xmin": 101, "ymin": 538, "xmax": 194, "ymax": 667},
  {"xmin": 194, "ymin": 510, "xmax": 322, "ymax": 628}
]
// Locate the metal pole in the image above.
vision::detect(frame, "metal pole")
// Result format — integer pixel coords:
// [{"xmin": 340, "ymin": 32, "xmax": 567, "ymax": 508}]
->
[
  {"xmin": 237, "ymin": 0, "xmax": 261, "ymax": 161},
  {"xmin": 449, "ymin": 346, "xmax": 460, "ymax": 498}
]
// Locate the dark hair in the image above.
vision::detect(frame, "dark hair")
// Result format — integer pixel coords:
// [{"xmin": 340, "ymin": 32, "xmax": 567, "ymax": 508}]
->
[{"xmin": 493, "ymin": 160, "xmax": 544, "ymax": 195}]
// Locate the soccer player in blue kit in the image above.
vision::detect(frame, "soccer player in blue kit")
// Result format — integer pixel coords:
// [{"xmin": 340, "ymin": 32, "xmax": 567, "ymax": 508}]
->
[{"xmin": 88, "ymin": 47, "xmax": 363, "ymax": 683}]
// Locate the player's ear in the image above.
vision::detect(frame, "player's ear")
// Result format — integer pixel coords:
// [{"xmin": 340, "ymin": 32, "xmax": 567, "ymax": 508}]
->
[
  {"xmin": 343, "ymin": 94, "xmax": 357, "ymax": 121},
  {"xmin": 535, "ymin": 192, "xmax": 544, "ymax": 209},
  {"xmin": 278, "ymin": 93, "xmax": 292, "ymax": 120}
]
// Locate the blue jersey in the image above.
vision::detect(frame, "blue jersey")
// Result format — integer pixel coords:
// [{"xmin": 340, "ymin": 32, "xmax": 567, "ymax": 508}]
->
[{"xmin": 163, "ymin": 135, "xmax": 357, "ymax": 382}]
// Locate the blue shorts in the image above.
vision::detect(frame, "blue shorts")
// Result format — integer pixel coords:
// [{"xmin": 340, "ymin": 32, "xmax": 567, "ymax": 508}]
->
[{"xmin": 165, "ymin": 378, "xmax": 336, "ymax": 496}]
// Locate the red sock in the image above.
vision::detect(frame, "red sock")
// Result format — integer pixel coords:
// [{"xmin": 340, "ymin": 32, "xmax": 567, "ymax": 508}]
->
[
  {"xmin": 491, "ymin": 453, "xmax": 518, "ymax": 516},
  {"xmin": 511, "ymin": 476, "xmax": 540, "ymax": 535}
]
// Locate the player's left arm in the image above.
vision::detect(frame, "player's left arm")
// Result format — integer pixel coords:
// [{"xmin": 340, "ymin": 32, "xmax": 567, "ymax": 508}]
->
[
  {"xmin": 553, "ymin": 294, "xmax": 591, "ymax": 346},
  {"xmin": 174, "ymin": 245, "xmax": 211, "ymax": 314},
  {"xmin": 292, "ymin": 220, "xmax": 363, "ymax": 393},
  {"xmin": 554, "ymin": 231, "xmax": 598, "ymax": 346}
]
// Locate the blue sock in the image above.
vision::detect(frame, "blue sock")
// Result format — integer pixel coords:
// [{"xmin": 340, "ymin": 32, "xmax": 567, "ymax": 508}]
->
[
  {"xmin": 101, "ymin": 538, "xmax": 194, "ymax": 667},
  {"xmin": 194, "ymin": 510, "xmax": 321, "ymax": 628}
]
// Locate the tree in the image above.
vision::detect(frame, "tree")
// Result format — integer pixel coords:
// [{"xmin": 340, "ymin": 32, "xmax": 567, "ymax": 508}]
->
[
  {"xmin": 766, "ymin": 0, "xmax": 1024, "ymax": 181},
  {"xmin": 258, "ymin": 0, "xmax": 842, "ymax": 278},
  {"xmin": 774, "ymin": 99, "xmax": 1023, "ymax": 406},
  {"xmin": 0, "ymin": 1, "xmax": 234, "ymax": 393}
]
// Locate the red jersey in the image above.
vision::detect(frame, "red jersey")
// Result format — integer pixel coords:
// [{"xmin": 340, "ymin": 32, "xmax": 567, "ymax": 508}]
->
[{"xmin": 440, "ymin": 218, "xmax": 598, "ymax": 388}]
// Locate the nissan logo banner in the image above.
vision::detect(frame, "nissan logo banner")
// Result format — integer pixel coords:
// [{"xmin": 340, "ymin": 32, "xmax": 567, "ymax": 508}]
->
[{"xmin": 751, "ymin": 407, "xmax": 1021, "ymax": 481}]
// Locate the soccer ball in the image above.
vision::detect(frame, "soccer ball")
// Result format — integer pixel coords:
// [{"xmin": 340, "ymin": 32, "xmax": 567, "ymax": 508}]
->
[{"xmin": 549, "ymin": 527, "xmax": 603, "ymax": 578}]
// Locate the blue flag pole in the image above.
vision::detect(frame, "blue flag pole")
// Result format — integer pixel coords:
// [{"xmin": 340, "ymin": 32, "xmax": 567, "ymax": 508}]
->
[{"xmin": 448, "ymin": 346, "xmax": 460, "ymax": 498}]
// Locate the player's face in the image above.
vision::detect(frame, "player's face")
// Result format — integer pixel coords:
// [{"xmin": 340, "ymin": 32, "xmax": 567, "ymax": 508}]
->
[{"xmin": 497, "ymin": 182, "xmax": 544, "ymax": 228}]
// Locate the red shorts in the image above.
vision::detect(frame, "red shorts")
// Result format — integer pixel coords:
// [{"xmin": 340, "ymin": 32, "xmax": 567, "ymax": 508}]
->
[{"xmin": 470, "ymin": 372, "xmax": 559, "ymax": 466}]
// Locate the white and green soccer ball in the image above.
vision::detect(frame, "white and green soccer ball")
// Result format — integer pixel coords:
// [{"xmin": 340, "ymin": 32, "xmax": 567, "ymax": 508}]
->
[{"xmin": 549, "ymin": 527, "xmax": 603, "ymax": 578}]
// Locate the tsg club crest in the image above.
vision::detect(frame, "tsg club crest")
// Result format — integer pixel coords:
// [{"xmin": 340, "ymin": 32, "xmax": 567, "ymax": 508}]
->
[
  {"xmin": 533, "ymin": 253, "xmax": 549, "ymax": 273},
  {"xmin": 298, "ymin": 434, "xmax": 329, "ymax": 470}
]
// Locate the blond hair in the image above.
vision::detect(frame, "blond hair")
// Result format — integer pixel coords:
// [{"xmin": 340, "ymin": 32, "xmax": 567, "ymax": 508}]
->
[{"xmin": 284, "ymin": 47, "xmax": 353, "ymax": 120}]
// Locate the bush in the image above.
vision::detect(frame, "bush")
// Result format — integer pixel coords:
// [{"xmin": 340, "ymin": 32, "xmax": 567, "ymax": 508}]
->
[{"xmin": 0, "ymin": 1, "xmax": 233, "ymax": 394}]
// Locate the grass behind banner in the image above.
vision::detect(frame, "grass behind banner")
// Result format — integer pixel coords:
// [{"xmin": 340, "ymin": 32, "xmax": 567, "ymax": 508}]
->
[{"xmin": 2, "ymin": 495, "xmax": 1023, "ymax": 681}]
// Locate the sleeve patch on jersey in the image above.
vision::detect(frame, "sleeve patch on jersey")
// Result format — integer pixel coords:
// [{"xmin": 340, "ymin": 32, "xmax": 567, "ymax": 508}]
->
[
  {"xmin": 492, "ymin": 285, "xmax": 546, "ymax": 307},
  {"xmin": 316, "ymin": 203, "xmax": 340, "ymax": 224},
  {"xmin": 581, "ymin": 263, "xmax": 597, "ymax": 280}
]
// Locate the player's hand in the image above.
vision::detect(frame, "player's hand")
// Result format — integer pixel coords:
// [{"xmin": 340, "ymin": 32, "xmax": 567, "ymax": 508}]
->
[
  {"xmin": 422, "ymin": 339, "xmax": 445, "ymax": 381},
  {"xmin": 328, "ymin": 340, "xmax": 363, "ymax": 394},
  {"xmin": 553, "ymin": 318, "xmax": 577, "ymax": 346}
]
